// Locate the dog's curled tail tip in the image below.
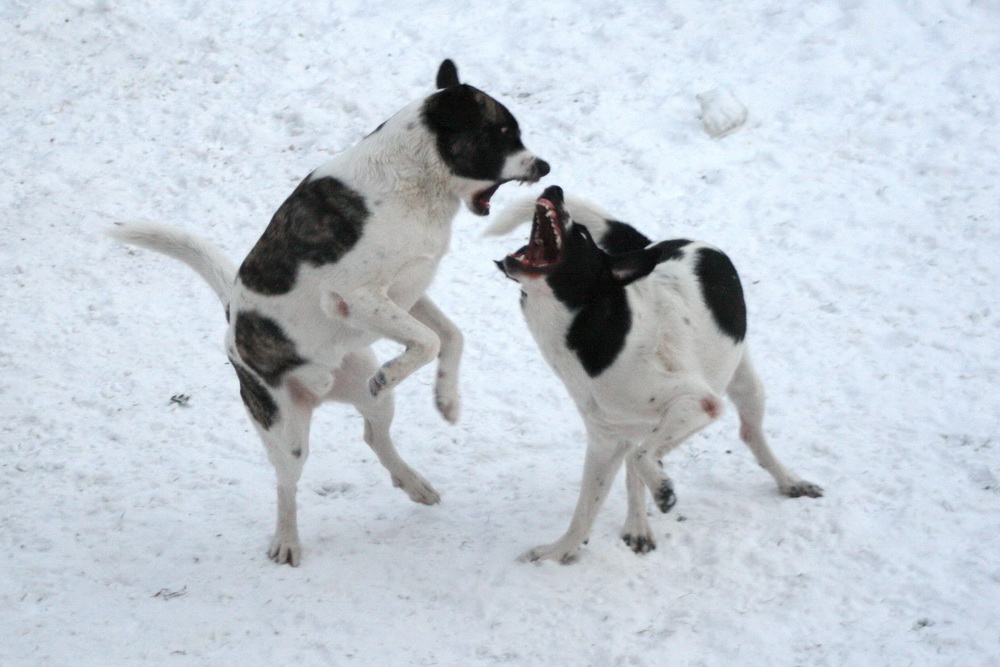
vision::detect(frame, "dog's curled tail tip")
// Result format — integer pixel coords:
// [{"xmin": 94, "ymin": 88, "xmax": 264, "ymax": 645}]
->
[
  {"xmin": 106, "ymin": 221, "xmax": 237, "ymax": 309},
  {"xmin": 106, "ymin": 220, "xmax": 167, "ymax": 245},
  {"xmin": 482, "ymin": 196, "xmax": 538, "ymax": 237}
]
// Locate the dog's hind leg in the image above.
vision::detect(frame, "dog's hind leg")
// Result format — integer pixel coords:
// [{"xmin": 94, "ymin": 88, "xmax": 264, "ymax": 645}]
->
[
  {"xmin": 522, "ymin": 430, "xmax": 629, "ymax": 564},
  {"xmin": 410, "ymin": 296, "xmax": 463, "ymax": 424},
  {"xmin": 322, "ymin": 289, "xmax": 440, "ymax": 398},
  {"xmin": 259, "ymin": 393, "xmax": 314, "ymax": 567},
  {"xmin": 327, "ymin": 349, "xmax": 440, "ymax": 505},
  {"xmin": 232, "ymin": 362, "xmax": 313, "ymax": 566},
  {"xmin": 633, "ymin": 378, "xmax": 724, "ymax": 512},
  {"xmin": 726, "ymin": 351, "xmax": 823, "ymax": 498},
  {"xmin": 621, "ymin": 455, "xmax": 655, "ymax": 554}
]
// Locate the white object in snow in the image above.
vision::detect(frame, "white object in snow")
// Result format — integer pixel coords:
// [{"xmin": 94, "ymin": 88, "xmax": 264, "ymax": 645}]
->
[{"xmin": 697, "ymin": 87, "xmax": 748, "ymax": 138}]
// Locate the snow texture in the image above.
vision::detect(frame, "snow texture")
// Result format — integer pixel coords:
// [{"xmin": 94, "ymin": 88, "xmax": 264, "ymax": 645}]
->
[{"xmin": 2, "ymin": 0, "xmax": 999, "ymax": 664}]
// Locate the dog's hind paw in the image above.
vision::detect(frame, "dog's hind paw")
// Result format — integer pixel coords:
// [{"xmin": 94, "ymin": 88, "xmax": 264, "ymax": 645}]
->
[
  {"xmin": 391, "ymin": 469, "xmax": 441, "ymax": 505},
  {"xmin": 622, "ymin": 532, "xmax": 657, "ymax": 554},
  {"xmin": 435, "ymin": 394, "xmax": 461, "ymax": 424},
  {"xmin": 268, "ymin": 537, "xmax": 302, "ymax": 567},
  {"xmin": 368, "ymin": 370, "xmax": 389, "ymax": 397},
  {"xmin": 434, "ymin": 369, "xmax": 461, "ymax": 423},
  {"xmin": 781, "ymin": 480, "xmax": 824, "ymax": 498},
  {"xmin": 654, "ymin": 480, "xmax": 677, "ymax": 513}
]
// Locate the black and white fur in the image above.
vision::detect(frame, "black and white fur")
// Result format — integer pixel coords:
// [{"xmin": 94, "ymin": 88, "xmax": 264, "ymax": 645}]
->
[
  {"xmin": 109, "ymin": 61, "xmax": 549, "ymax": 566},
  {"xmin": 491, "ymin": 186, "xmax": 821, "ymax": 563}
]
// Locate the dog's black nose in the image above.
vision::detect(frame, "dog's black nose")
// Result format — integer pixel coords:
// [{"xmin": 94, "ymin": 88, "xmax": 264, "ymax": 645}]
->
[
  {"xmin": 534, "ymin": 159, "xmax": 551, "ymax": 179},
  {"xmin": 541, "ymin": 185, "xmax": 563, "ymax": 205}
]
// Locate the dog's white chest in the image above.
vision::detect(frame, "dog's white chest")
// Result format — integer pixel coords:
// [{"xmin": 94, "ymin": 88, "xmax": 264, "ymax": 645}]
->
[{"xmin": 520, "ymin": 288, "xmax": 594, "ymax": 394}]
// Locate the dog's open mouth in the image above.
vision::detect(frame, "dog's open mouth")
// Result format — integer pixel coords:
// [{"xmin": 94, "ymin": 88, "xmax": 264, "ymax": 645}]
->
[
  {"xmin": 472, "ymin": 177, "xmax": 540, "ymax": 216},
  {"xmin": 472, "ymin": 182, "xmax": 504, "ymax": 216},
  {"xmin": 499, "ymin": 186, "xmax": 566, "ymax": 277}
]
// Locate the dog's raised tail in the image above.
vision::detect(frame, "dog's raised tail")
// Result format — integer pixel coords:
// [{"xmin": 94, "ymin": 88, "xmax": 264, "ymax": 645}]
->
[
  {"xmin": 485, "ymin": 193, "xmax": 618, "ymax": 239},
  {"xmin": 108, "ymin": 222, "xmax": 237, "ymax": 309}
]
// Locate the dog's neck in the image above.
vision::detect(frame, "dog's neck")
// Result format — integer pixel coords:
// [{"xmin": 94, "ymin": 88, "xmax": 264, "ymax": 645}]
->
[{"xmin": 343, "ymin": 99, "xmax": 457, "ymax": 206}]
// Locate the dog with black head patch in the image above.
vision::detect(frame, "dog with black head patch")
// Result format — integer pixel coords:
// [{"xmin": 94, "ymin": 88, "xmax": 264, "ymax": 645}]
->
[
  {"xmin": 109, "ymin": 60, "xmax": 549, "ymax": 566},
  {"xmin": 489, "ymin": 186, "xmax": 821, "ymax": 563}
]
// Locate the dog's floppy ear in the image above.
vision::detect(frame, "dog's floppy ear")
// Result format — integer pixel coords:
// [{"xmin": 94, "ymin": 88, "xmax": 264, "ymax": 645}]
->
[
  {"xmin": 609, "ymin": 247, "xmax": 660, "ymax": 286},
  {"xmin": 436, "ymin": 59, "xmax": 460, "ymax": 88}
]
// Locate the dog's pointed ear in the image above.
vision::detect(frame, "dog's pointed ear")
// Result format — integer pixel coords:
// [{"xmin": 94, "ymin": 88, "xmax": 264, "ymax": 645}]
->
[
  {"xmin": 436, "ymin": 59, "xmax": 460, "ymax": 89},
  {"xmin": 609, "ymin": 248, "xmax": 660, "ymax": 286}
]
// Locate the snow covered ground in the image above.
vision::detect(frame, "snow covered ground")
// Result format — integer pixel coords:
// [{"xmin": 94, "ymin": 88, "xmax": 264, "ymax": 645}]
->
[{"xmin": 2, "ymin": 0, "xmax": 999, "ymax": 664}]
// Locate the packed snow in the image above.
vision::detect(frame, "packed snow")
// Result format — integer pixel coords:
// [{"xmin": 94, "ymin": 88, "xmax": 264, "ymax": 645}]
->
[{"xmin": 2, "ymin": 0, "xmax": 999, "ymax": 664}]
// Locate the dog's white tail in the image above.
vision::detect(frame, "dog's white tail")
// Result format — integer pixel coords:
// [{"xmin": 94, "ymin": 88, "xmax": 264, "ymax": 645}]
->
[
  {"xmin": 485, "ymin": 194, "xmax": 618, "ymax": 239},
  {"xmin": 108, "ymin": 222, "xmax": 237, "ymax": 309}
]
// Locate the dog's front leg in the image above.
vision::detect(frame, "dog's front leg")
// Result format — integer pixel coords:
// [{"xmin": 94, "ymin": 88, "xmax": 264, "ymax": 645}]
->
[
  {"xmin": 410, "ymin": 296, "xmax": 463, "ymax": 423},
  {"xmin": 322, "ymin": 289, "xmax": 440, "ymax": 398},
  {"xmin": 521, "ymin": 432, "xmax": 629, "ymax": 564},
  {"xmin": 621, "ymin": 456, "xmax": 655, "ymax": 554}
]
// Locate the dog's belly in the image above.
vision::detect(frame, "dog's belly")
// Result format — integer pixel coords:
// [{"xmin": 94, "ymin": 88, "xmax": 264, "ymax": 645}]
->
[{"xmin": 226, "ymin": 246, "xmax": 445, "ymax": 377}]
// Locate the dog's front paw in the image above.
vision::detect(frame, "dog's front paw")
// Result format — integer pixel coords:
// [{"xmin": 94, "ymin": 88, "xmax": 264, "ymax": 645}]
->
[
  {"xmin": 518, "ymin": 542, "xmax": 581, "ymax": 565},
  {"xmin": 622, "ymin": 532, "xmax": 657, "ymax": 554},
  {"xmin": 781, "ymin": 480, "xmax": 824, "ymax": 498},
  {"xmin": 390, "ymin": 469, "xmax": 441, "ymax": 505},
  {"xmin": 268, "ymin": 536, "xmax": 302, "ymax": 567},
  {"xmin": 368, "ymin": 370, "xmax": 389, "ymax": 397}
]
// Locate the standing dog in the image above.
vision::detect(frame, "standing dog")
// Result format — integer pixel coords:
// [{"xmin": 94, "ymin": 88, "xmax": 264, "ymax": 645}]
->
[
  {"xmin": 110, "ymin": 60, "xmax": 549, "ymax": 566},
  {"xmin": 491, "ymin": 186, "xmax": 821, "ymax": 563}
]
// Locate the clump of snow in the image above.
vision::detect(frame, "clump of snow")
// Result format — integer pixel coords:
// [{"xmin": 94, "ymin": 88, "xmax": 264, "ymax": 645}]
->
[
  {"xmin": 697, "ymin": 87, "xmax": 748, "ymax": 138},
  {"xmin": 2, "ymin": 1, "xmax": 999, "ymax": 665}
]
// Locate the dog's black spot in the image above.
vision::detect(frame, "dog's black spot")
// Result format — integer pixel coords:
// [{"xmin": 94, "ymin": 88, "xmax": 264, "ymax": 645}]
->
[
  {"xmin": 422, "ymin": 85, "xmax": 526, "ymax": 182},
  {"xmin": 234, "ymin": 311, "xmax": 306, "ymax": 386},
  {"xmin": 239, "ymin": 176, "xmax": 369, "ymax": 295},
  {"xmin": 695, "ymin": 247, "xmax": 746, "ymax": 342},
  {"xmin": 565, "ymin": 288, "xmax": 632, "ymax": 377},
  {"xmin": 291, "ymin": 448, "xmax": 302, "ymax": 458},
  {"xmin": 231, "ymin": 360, "xmax": 279, "ymax": 430},
  {"xmin": 600, "ymin": 220, "xmax": 652, "ymax": 255}
]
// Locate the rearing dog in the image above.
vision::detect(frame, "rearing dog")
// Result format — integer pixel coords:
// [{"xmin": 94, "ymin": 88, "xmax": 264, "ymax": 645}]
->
[
  {"xmin": 491, "ymin": 186, "xmax": 821, "ymax": 563},
  {"xmin": 110, "ymin": 60, "xmax": 549, "ymax": 566}
]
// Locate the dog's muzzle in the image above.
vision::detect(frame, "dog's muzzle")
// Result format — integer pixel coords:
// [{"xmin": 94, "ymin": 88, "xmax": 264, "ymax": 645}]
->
[{"xmin": 530, "ymin": 158, "xmax": 551, "ymax": 181}]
